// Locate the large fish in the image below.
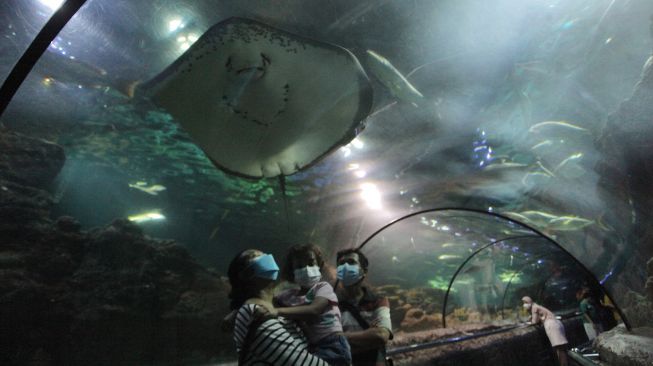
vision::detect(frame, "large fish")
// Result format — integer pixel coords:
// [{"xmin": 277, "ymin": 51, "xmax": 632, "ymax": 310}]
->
[
  {"xmin": 137, "ymin": 17, "xmax": 373, "ymax": 179},
  {"xmin": 365, "ymin": 49, "xmax": 425, "ymax": 107}
]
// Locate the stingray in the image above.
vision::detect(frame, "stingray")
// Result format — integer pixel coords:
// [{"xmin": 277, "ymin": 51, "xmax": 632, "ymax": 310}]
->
[{"xmin": 138, "ymin": 17, "xmax": 373, "ymax": 179}]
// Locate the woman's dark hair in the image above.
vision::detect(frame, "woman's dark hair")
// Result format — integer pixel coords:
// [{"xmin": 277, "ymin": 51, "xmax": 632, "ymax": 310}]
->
[
  {"xmin": 336, "ymin": 248, "xmax": 369, "ymax": 271},
  {"xmin": 281, "ymin": 244, "xmax": 325, "ymax": 282},
  {"xmin": 227, "ymin": 249, "xmax": 261, "ymax": 310}
]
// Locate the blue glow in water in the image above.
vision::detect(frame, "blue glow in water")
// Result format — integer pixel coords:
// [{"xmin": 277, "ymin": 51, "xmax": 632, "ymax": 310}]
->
[
  {"xmin": 561, "ymin": 20, "xmax": 574, "ymax": 29},
  {"xmin": 472, "ymin": 129, "xmax": 494, "ymax": 168},
  {"xmin": 600, "ymin": 269, "xmax": 614, "ymax": 285}
]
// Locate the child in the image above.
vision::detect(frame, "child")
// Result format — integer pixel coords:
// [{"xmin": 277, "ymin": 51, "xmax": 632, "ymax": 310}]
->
[{"xmin": 274, "ymin": 244, "xmax": 352, "ymax": 366}]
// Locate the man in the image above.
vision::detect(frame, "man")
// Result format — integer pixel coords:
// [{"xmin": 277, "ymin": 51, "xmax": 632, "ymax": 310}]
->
[{"xmin": 336, "ymin": 249, "xmax": 392, "ymax": 366}]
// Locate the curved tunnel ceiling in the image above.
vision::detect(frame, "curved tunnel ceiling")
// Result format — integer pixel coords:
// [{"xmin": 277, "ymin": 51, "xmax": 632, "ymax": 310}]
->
[
  {"xmin": 1, "ymin": 0, "xmax": 652, "ymax": 327},
  {"xmin": 357, "ymin": 208, "xmax": 629, "ymax": 329}
]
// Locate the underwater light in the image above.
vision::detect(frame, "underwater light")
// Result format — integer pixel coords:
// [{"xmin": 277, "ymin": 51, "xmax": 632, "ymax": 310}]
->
[
  {"xmin": 128, "ymin": 211, "xmax": 165, "ymax": 224},
  {"xmin": 354, "ymin": 170, "xmax": 367, "ymax": 178},
  {"xmin": 500, "ymin": 271, "xmax": 521, "ymax": 283},
  {"xmin": 360, "ymin": 183, "xmax": 382, "ymax": 209},
  {"xmin": 180, "ymin": 42, "xmax": 191, "ymax": 51},
  {"xmin": 39, "ymin": 0, "xmax": 64, "ymax": 11},
  {"xmin": 187, "ymin": 33, "xmax": 199, "ymax": 43},
  {"xmin": 347, "ymin": 163, "xmax": 359, "ymax": 170},
  {"xmin": 168, "ymin": 18, "xmax": 183, "ymax": 32},
  {"xmin": 351, "ymin": 138, "xmax": 364, "ymax": 149}
]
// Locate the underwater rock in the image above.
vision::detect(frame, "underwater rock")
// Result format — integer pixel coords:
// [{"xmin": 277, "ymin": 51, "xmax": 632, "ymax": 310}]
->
[
  {"xmin": 0, "ymin": 131, "xmax": 62, "ymax": 236},
  {"xmin": 400, "ymin": 308, "xmax": 443, "ymax": 332},
  {"xmin": 594, "ymin": 43, "xmax": 653, "ymax": 328},
  {"xmin": 0, "ymin": 131, "xmax": 65, "ymax": 188},
  {"xmin": 646, "ymin": 278, "xmax": 653, "ymax": 304},
  {"xmin": 594, "ymin": 324, "xmax": 653, "ymax": 366},
  {"xmin": 0, "ymin": 216, "xmax": 233, "ymax": 366},
  {"xmin": 55, "ymin": 215, "xmax": 81, "ymax": 232},
  {"xmin": 620, "ymin": 290, "xmax": 653, "ymax": 329},
  {"xmin": 377, "ymin": 284, "xmax": 402, "ymax": 295},
  {"xmin": 0, "ymin": 130, "xmax": 232, "ymax": 365}
]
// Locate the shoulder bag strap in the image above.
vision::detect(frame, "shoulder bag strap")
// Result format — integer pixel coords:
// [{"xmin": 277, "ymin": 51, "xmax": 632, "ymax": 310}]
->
[{"xmin": 339, "ymin": 301, "xmax": 371, "ymax": 329}]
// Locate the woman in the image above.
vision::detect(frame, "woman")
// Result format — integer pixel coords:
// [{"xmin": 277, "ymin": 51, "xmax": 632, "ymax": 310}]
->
[
  {"xmin": 228, "ymin": 249, "xmax": 331, "ymax": 365},
  {"xmin": 522, "ymin": 296, "xmax": 568, "ymax": 366}
]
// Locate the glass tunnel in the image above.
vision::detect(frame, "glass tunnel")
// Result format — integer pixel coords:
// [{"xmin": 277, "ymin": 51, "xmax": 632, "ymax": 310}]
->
[{"xmin": 1, "ymin": 0, "xmax": 653, "ymax": 365}]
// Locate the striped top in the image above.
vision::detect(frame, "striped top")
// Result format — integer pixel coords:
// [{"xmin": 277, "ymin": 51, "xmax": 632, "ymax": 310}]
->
[{"xmin": 234, "ymin": 303, "xmax": 330, "ymax": 366}]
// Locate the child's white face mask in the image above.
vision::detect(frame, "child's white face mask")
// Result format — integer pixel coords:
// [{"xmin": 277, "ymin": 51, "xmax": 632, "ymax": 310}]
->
[{"xmin": 294, "ymin": 265, "xmax": 322, "ymax": 288}]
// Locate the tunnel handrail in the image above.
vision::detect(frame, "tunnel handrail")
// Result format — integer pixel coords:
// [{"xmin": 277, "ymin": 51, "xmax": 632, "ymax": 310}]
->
[
  {"xmin": 567, "ymin": 349, "xmax": 599, "ymax": 366},
  {"xmin": 386, "ymin": 323, "xmax": 527, "ymax": 356},
  {"xmin": 386, "ymin": 312, "xmax": 582, "ymax": 357}
]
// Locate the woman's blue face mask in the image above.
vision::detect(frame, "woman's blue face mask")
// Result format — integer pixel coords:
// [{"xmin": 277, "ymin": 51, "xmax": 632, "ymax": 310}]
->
[{"xmin": 249, "ymin": 254, "xmax": 279, "ymax": 280}]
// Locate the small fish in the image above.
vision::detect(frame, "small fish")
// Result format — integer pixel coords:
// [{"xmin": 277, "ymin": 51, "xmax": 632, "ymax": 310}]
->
[
  {"xmin": 521, "ymin": 171, "xmax": 553, "ymax": 186},
  {"xmin": 454, "ymin": 279, "xmax": 473, "ymax": 285},
  {"xmin": 548, "ymin": 216, "xmax": 594, "ymax": 231},
  {"xmin": 536, "ymin": 161, "xmax": 556, "ymax": 177},
  {"xmin": 366, "ymin": 50, "xmax": 425, "ymax": 106},
  {"xmin": 37, "ymin": 49, "xmax": 138, "ymax": 96},
  {"xmin": 127, "ymin": 211, "xmax": 165, "ymax": 223},
  {"xmin": 521, "ymin": 210, "xmax": 559, "ymax": 221},
  {"xmin": 128, "ymin": 182, "xmax": 167, "ymax": 195},
  {"xmin": 441, "ymin": 243, "xmax": 457, "ymax": 248},
  {"xmin": 531, "ymin": 140, "xmax": 554, "ymax": 150},
  {"xmin": 528, "ymin": 121, "xmax": 589, "ymax": 134},
  {"xmin": 484, "ymin": 162, "xmax": 528, "ymax": 171},
  {"xmin": 438, "ymin": 254, "xmax": 463, "ymax": 261},
  {"xmin": 504, "ymin": 210, "xmax": 555, "ymax": 228},
  {"xmin": 391, "ymin": 255, "xmax": 400, "ymax": 264},
  {"xmin": 504, "ymin": 212, "xmax": 530, "ymax": 224},
  {"xmin": 554, "ymin": 153, "xmax": 583, "ymax": 172}
]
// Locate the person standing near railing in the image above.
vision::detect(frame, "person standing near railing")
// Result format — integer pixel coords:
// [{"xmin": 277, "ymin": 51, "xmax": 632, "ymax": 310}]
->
[{"xmin": 522, "ymin": 296, "xmax": 569, "ymax": 366}]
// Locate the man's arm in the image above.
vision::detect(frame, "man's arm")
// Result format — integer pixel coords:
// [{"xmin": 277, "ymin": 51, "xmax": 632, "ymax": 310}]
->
[{"xmin": 344, "ymin": 327, "xmax": 391, "ymax": 353}]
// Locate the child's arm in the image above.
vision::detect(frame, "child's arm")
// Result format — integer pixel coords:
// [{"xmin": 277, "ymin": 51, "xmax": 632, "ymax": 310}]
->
[{"xmin": 276, "ymin": 296, "xmax": 329, "ymax": 321}]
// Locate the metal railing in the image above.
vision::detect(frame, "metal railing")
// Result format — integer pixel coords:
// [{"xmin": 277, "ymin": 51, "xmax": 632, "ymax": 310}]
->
[{"xmin": 386, "ymin": 312, "xmax": 582, "ymax": 357}]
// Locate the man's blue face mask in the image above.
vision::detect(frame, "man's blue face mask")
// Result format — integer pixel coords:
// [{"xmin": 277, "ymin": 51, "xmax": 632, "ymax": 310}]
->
[
  {"xmin": 248, "ymin": 254, "xmax": 279, "ymax": 280},
  {"xmin": 337, "ymin": 263, "xmax": 363, "ymax": 286}
]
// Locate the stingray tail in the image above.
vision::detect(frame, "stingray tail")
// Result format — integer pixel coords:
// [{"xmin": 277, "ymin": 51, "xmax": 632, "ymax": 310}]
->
[{"xmin": 278, "ymin": 176, "xmax": 291, "ymax": 232}]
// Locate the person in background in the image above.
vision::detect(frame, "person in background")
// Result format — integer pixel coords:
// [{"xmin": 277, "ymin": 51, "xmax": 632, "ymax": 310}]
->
[
  {"xmin": 275, "ymin": 244, "xmax": 352, "ymax": 365},
  {"xmin": 336, "ymin": 248, "xmax": 393, "ymax": 366},
  {"xmin": 522, "ymin": 296, "xmax": 568, "ymax": 366},
  {"xmin": 576, "ymin": 287, "xmax": 599, "ymax": 341},
  {"xmin": 578, "ymin": 286, "xmax": 618, "ymax": 334},
  {"xmin": 227, "ymin": 249, "xmax": 331, "ymax": 366}
]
